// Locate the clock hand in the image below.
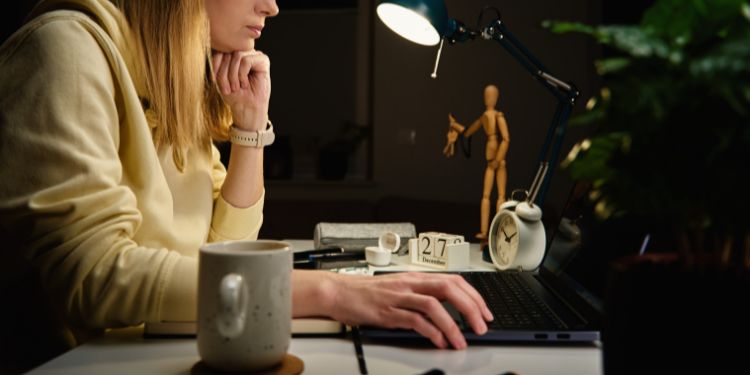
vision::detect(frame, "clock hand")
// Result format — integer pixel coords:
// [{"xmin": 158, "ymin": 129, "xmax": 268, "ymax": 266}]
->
[
  {"xmin": 501, "ymin": 227, "xmax": 510, "ymax": 240},
  {"xmin": 504, "ymin": 231, "xmax": 514, "ymax": 243}
]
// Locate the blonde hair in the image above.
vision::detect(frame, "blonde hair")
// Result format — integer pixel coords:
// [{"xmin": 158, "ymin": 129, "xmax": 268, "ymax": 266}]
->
[{"xmin": 115, "ymin": 0, "xmax": 231, "ymax": 170}]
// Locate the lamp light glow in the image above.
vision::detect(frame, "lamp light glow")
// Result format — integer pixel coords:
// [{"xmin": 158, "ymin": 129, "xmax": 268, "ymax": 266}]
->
[
  {"xmin": 377, "ymin": 3, "xmax": 440, "ymax": 46},
  {"xmin": 377, "ymin": 0, "xmax": 452, "ymax": 46}
]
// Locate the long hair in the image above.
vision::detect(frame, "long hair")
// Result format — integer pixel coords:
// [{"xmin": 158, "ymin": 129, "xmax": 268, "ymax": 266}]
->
[{"xmin": 115, "ymin": 0, "xmax": 231, "ymax": 170}]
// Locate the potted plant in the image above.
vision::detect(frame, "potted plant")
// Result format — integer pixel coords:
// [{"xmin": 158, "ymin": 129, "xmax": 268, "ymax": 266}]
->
[{"xmin": 546, "ymin": 0, "xmax": 750, "ymax": 373}]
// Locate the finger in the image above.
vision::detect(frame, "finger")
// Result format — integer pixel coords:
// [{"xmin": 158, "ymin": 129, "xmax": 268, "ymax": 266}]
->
[
  {"xmin": 443, "ymin": 277, "xmax": 491, "ymax": 333},
  {"xmin": 388, "ymin": 308, "xmax": 448, "ymax": 349},
  {"xmin": 452, "ymin": 275, "xmax": 494, "ymax": 322},
  {"xmin": 210, "ymin": 52, "xmax": 223, "ymax": 82},
  {"xmin": 243, "ymin": 51, "xmax": 270, "ymax": 74},
  {"xmin": 411, "ymin": 272, "xmax": 493, "ymax": 322},
  {"xmin": 216, "ymin": 53, "xmax": 230, "ymax": 95},
  {"xmin": 238, "ymin": 54, "xmax": 252, "ymax": 89},
  {"xmin": 398, "ymin": 293, "xmax": 466, "ymax": 349},
  {"xmin": 409, "ymin": 276, "xmax": 488, "ymax": 336},
  {"xmin": 229, "ymin": 51, "xmax": 242, "ymax": 92},
  {"xmin": 248, "ymin": 49, "xmax": 264, "ymax": 58}
]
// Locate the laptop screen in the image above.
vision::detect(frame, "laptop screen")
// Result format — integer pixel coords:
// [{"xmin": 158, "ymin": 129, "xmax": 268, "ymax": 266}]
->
[{"xmin": 541, "ymin": 182, "xmax": 645, "ymax": 312}]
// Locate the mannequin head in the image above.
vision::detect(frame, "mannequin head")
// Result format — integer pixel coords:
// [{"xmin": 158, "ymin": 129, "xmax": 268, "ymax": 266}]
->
[{"xmin": 484, "ymin": 84, "xmax": 499, "ymax": 108}]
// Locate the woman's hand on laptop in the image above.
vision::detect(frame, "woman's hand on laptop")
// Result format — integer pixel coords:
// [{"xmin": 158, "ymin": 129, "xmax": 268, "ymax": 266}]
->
[{"xmin": 322, "ymin": 272, "xmax": 494, "ymax": 349}]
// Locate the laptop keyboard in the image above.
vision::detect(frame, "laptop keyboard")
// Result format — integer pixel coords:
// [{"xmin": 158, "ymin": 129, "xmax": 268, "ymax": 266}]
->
[{"xmin": 461, "ymin": 272, "xmax": 567, "ymax": 330}]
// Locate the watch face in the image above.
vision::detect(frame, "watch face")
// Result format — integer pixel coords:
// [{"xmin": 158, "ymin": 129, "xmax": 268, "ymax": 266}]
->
[{"xmin": 496, "ymin": 214, "xmax": 519, "ymax": 267}]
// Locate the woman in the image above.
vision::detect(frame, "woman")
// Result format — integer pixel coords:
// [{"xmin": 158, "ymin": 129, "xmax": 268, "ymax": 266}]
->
[{"xmin": 0, "ymin": 0, "xmax": 493, "ymax": 370}]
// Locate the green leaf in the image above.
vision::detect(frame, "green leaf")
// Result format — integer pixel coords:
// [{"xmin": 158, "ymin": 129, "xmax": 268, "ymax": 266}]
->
[
  {"xmin": 719, "ymin": 86, "xmax": 750, "ymax": 117},
  {"xmin": 542, "ymin": 21, "xmax": 596, "ymax": 36},
  {"xmin": 548, "ymin": 23, "xmax": 674, "ymax": 60},
  {"xmin": 595, "ymin": 57, "xmax": 631, "ymax": 75},
  {"xmin": 598, "ymin": 26, "xmax": 673, "ymax": 59},
  {"xmin": 689, "ymin": 30, "xmax": 750, "ymax": 77},
  {"xmin": 564, "ymin": 132, "xmax": 629, "ymax": 182},
  {"xmin": 642, "ymin": 0, "xmax": 747, "ymax": 45},
  {"xmin": 568, "ymin": 107, "xmax": 605, "ymax": 126}
]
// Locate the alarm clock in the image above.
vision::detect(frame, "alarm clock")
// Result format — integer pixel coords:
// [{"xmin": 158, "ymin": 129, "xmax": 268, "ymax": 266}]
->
[{"xmin": 487, "ymin": 200, "xmax": 546, "ymax": 271}]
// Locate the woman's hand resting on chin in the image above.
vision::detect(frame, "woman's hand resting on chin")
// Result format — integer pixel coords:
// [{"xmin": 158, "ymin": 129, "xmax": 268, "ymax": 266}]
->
[{"xmin": 211, "ymin": 50, "xmax": 270, "ymax": 130}]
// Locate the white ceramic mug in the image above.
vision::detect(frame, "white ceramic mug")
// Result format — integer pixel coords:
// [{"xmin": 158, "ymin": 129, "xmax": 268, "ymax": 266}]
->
[{"xmin": 197, "ymin": 240, "xmax": 292, "ymax": 372}]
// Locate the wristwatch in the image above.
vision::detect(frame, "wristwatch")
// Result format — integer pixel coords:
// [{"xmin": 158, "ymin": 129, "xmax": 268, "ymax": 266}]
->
[{"xmin": 229, "ymin": 121, "xmax": 275, "ymax": 148}]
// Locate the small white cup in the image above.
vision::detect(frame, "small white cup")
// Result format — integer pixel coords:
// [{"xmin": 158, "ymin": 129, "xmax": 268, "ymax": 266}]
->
[
  {"xmin": 197, "ymin": 240, "xmax": 292, "ymax": 372},
  {"xmin": 365, "ymin": 231, "xmax": 400, "ymax": 266},
  {"xmin": 365, "ymin": 246, "xmax": 391, "ymax": 266}
]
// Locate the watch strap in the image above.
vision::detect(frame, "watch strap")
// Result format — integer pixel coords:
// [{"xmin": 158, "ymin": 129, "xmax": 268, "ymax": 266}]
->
[{"xmin": 229, "ymin": 121, "xmax": 275, "ymax": 148}]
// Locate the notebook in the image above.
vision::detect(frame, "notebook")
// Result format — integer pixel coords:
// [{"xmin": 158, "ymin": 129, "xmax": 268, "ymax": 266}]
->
[
  {"xmin": 359, "ymin": 181, "xmax": 615, "ymax": 343},
  {"xmin": 144, "ymin": 318, "xmax": 344, "ymax": 338}
]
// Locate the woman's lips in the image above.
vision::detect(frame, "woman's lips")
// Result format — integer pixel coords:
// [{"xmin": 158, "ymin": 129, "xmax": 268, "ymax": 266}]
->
[{"xmin": 246, "ymin": 26, "xmax": 263, "ymax": 37}]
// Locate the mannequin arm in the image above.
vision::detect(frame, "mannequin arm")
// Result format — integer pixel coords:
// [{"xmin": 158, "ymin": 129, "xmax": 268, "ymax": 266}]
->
[
  {"xmin": 498, "ymin": 113, "xmax": 510, "ymax": 143},
  {"xmin": 447, "ymin": 113, "xmax": 466, "ymax": 132},
  {"xmin": 448, "ymin": 122, "xmax": 465, "ymax": 133},
  {"xmin": 463, "ymin": 118, "xmax": 483, "ymax": 137}
]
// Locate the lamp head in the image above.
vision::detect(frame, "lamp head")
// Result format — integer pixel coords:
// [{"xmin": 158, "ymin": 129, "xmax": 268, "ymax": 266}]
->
[{"xmin": 376, "ymin": 0, "xmax": 461, "ymax": 46}]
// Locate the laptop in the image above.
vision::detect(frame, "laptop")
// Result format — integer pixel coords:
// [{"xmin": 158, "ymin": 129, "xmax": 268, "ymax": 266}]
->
[{"xmin": 360, "ymin": 181, "xmax": 617, "ymax": 343}]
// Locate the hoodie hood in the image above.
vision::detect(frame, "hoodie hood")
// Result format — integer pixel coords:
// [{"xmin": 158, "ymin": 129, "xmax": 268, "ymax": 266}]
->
[{"xmin": 27, "ymin": 0, "xmax": 147, "ymax": 100}]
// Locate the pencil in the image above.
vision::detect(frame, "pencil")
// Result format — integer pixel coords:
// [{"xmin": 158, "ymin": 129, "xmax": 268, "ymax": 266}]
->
[{"xmin": 351, "ymin": 326, "xmax": 368, "ymax": 374}]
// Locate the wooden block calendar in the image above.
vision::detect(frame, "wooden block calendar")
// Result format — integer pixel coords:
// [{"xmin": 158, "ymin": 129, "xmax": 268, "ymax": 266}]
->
[{"xmin": 409, "ymin": 232, "xmax": 470, "ymax": 270}]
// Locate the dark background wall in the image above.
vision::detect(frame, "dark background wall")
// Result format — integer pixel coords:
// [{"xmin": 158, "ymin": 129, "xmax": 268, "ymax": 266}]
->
[
  {"xmin": 1, "ymin": 1, "xmax": 38, "ymax": 42},
  {"xmin": 2, "ymin": 1, "xmax": 654, "ymax": 240}
]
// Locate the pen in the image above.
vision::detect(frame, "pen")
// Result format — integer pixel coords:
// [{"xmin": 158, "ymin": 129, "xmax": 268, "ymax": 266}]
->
[
  {"xmin": 351, "ymin": 326, "xmax": 368, "ymax": 375},
  {"xmin": 294, "ymin": 247, "xmax": 349, "ymax": 269},
  {"xmin": 294, "ymin": 252, "xmax": 363, "ymax": 266},
  {"xmin": 294, "ymin": 246, "xmax": 344, "ymax": 257},
  {"xmin": 293, "ymin": 247, "xmax": 344, "ymax": 260},
  {"xmin": 308, "ymin": 252, "xmax": 363, "ymax": 261}
]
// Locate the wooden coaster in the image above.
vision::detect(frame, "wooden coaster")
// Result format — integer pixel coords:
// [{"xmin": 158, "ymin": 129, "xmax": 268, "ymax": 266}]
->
[{"xmin": 191, "ymin": 354, "xmax": 304, "ymax": 375}]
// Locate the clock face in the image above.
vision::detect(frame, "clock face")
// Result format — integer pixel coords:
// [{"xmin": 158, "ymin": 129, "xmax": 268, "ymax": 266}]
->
[{"xmin": 495, "ymin": 214, "xmax": 519, "ymax": 267}]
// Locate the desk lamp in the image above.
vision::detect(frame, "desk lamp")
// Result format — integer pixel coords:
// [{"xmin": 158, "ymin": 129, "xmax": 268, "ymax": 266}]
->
[{"xmin": 376, "ymin": 0, "xmax": 579, "ymax": 206}]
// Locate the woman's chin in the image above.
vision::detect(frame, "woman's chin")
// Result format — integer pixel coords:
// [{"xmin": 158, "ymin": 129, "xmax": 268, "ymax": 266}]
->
[
  {"xmin": 236, "ymin": 38, "xmax": 256, "ymax": 52},
  {"xmin": 211, "ymin": 39, "xmax": 255, "ymax": 53}
]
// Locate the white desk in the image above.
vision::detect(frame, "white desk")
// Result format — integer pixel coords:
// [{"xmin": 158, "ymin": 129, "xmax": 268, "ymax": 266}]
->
[
  {"xmin": 29, "ymin": 240, "xmax": 603, "ymax": 375},
  {"xmin": 29, "ymin": 327, "xmax": 602, "ymax": 374}
]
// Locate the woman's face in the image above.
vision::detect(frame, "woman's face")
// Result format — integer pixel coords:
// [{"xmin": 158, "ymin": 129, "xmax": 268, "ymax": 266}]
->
[{"xmin": 205, "ymin": 0, "xmax": 279, "ymax": 52}]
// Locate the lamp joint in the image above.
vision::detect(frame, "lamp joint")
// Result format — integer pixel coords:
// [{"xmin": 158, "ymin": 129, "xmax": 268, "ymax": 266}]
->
[{"xmin": 481, "ymin": 25, "xmax": 495, "ymax": 40}]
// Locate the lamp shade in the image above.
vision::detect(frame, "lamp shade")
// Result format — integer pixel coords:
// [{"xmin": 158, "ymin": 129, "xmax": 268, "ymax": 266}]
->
[{"xmin": 376, "ymin": 0, "xmax": 451, "ymax": 46}]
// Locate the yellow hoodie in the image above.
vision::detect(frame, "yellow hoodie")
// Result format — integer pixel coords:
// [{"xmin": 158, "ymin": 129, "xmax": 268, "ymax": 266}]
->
[{"xmin": 0, "ymin": 0, "xmax": 263, "ymax": 366}]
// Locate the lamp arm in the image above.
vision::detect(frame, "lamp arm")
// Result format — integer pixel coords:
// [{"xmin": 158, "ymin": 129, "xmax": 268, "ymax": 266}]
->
[
  {"xmin": 482, "ymin": 19, "xmax": 580, "ymax": 206},
  {"xmin": 486, "ymin": 20, "xmax": 576, "ymax": 98}
]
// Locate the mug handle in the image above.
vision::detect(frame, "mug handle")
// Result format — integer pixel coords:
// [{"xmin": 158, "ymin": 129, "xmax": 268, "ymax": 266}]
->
[{"xmin": 217, "ymin": 273, "xmax": 248, "ymax": 338}]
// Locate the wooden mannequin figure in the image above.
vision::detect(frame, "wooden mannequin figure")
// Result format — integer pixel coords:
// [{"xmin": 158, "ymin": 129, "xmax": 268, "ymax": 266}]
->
[{"xmin": 444, "ymin": 84, "xmax": 510, "ymax": 240}]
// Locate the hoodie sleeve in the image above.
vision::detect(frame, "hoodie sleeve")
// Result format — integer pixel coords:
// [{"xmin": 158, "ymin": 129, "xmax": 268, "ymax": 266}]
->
[
  {"xmin": 208, "ymin": 145, "xmax": 265, "ymax": 242},
  {"xmin": 0, "ymin": 16, "xmax": 193, "ymax": 327}
]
